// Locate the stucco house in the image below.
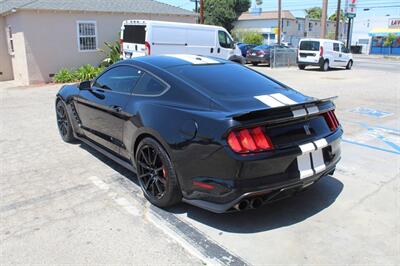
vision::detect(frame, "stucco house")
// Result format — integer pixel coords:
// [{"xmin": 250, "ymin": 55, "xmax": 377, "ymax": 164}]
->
[{"xmin": 0, "ymin": 0, "xmax": 196, "ymax": 85}]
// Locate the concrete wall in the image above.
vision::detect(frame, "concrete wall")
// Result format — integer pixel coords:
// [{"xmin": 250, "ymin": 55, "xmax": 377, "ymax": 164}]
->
[
  {"xmin": 5, "ymin": 10, "xmax": 196, "ymax": 84},
  {"xmin": 0, "ymin": 16, "xmax": 14, "ymax": 81}
]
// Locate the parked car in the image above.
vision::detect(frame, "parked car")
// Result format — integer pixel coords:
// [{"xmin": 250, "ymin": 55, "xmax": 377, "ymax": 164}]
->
[
  {"xmin": 56, "ymin": 54, "xmax": 342, "ymax": 213},
  {"xmin": 120, "ymin": 20, "xmax": 245, "ymax": 64},
  {"xmin": 297, "ymin": 38, "xmax": 353, "ymax": 71},
  {"xmin": 237, "ymin": 43, "xmax": 257, "ymax": 57},
  {"xmin": 246, "ymin": 44, "xmax": 286, "ymax": 66}
]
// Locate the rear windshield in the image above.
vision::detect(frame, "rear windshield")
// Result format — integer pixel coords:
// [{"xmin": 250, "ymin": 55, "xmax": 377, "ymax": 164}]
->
[
  {"xmin": 123, "ymin": 25, "xmax": 145, "ymax": 44},
  {"xmin": 168, "ymin": 63, "xmax": 286, "ymax": 98},
  {"xmin": 300, "ymin": 41, "xmax": 320, "ymax": 51}
]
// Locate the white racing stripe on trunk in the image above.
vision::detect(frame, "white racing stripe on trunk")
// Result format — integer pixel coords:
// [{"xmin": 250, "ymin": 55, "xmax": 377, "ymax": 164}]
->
[
  {"xmin": 297, "ymin": 153, "xmax": 314, "ymax": 179},
  {"xmin": 312, "ymin": 149, "xmax": 326, "ymax": 173},
  {"xmin": 255, "ymin": 95, "xmax": 285, "ymax": 107},
  {"xmin": 307, "ymin": 105, "xmax": 319, "ymax": 114},
  {"xmin": 165, "ymin": 54, "xmax": 219, "ymax": 64},
  {"xmin": 270, "ymin": 93, "xmax": 297, "ymax": 105},
  {"xmin": 314, "ymin": 138, "xmax": 328, "ymax": 149},
  {"xmin": 292, "ymin": 108, "xmax": 307, "ymax": 117},
  {"xmin": 299, "ymin": 142, "xmax": 315, "ymax": 154}
]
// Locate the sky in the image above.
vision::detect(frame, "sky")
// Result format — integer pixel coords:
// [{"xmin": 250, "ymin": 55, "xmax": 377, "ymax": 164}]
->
[{"xmin": 158, "ymin": 0, "xmax": 400, "ymax": 20}]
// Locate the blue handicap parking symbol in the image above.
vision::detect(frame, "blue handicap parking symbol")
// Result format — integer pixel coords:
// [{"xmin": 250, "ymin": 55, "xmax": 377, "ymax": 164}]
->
[{"xmin": 349, "ymin": 107, "xmax": 393, "ymax": 118}]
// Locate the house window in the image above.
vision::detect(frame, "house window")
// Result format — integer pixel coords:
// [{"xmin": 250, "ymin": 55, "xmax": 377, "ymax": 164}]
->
[
  {"xmin": 298, "ymin": 23, "xmax": 302, "ymax": 31},
  {"xmin": 77, "ymin": 21, "xmax": 97, "ymax": 51},
  {"xmin": 287, "ymin": 20, "xmax": 290, "ymax": 27},
  {"xmin": 309, "ymin": 22, "xmax": 313, "ymax": 31},
  {"xmin": 6, "ymin": 26, "xmax": 14, "ymax": 55}
]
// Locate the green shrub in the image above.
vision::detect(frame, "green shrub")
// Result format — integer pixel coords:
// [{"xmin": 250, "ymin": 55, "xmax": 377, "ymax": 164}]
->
[
  {"xmin": 74, "ymin": 64, "xmax": 99, "ymax": 81},
  {"xmin": 100, "ymin": 40, "xmax": 121, "ymax": 67},
  {"xmin": 242, "ymin": 32, "xmax": 264, "ymax": 45},
  {"xmin": 53, "ymin": 68, "xmax": 77, "ymax": 83}
]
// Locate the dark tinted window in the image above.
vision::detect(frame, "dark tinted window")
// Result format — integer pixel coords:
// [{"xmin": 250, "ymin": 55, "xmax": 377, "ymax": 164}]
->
[
  {"xmin": 94, "ymin": 66, "xmax": 142, "ymax": 93},
  {"xmin": 333, "ymin": 43, "xmax": 340, "ymax": 51},
  {"xmin": 169, "ymin": 63, "xmax": 286, "ymax": 98},
  {"xmin": 300, "ymin": 41, "xmax": 319, "ymax": 51},
  {"xmin": 133, "ymin": 73, "xmax": 168, "ymax": 95},
  {"xmin": 123, "ymin": 25, "xmax": 145, "ymax": 44}
]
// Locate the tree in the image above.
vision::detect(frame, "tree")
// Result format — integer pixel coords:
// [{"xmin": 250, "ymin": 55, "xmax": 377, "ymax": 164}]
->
[
  {"xmin": 204, "ymin": 0, "xmax": 251, "ymax": 32},
  {"xmin": 329, "ymin": 9, "xmax": 345, "ymax": 21},
  {"xmin": 242, "ymin": 32, "xmax": 264, "ymax": 45},
  {"xmin": 384, "ymin": 33, "xmax": 396, "ymax": 47},
  {"xmin": 305, "ymin": 7, "xmax": 322, "ymax": 19}
]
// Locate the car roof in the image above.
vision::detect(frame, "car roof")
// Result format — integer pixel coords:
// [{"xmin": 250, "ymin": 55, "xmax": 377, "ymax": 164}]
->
[{"xmin": 118, "ymin": 54, "xmax": 229, "ymax": 69}]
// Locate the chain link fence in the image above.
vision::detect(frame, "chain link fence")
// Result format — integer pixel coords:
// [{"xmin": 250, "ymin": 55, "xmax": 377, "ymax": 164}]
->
[{"xmin": 270, "ymin": 47, "xmax": 298, "ymax": 68}]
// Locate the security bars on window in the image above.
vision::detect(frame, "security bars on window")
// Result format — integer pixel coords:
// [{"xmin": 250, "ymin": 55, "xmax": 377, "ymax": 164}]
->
[{"xmin": 78, "ymin": 22, "xmax": 97, "ymax": 51}]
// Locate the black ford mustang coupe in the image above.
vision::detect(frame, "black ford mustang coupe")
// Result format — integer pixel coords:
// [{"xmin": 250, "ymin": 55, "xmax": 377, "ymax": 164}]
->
[{"xmin": 56, "ymin": 54, "xmax": 342, "ymax": 213}]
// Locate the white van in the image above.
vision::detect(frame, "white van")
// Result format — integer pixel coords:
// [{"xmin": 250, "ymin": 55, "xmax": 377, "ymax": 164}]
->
[
  {"xmin": 120, "ymin": 20, "xmax": 244, "ymax": 64},
  {"xmin": 297, "ymin": 38, "xmax": 353, "ymax": 71}
]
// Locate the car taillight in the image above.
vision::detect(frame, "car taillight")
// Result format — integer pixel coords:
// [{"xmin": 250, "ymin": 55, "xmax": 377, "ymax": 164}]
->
[
  {"xmin": 323, "ymin": 110, "xmax": 340, "ymax": 131},
  {"xmin": 320, "ymin": 46, "xmax": 324, "ymax": 57},
  {"xmin": 227, "ymin": 126, "xmax": 273, "ymax": 154},
  {"xmin": 145, "ymin": 41, "xmax": 151, "ymax": 55},
  {"xmin": 120, "ymin": 39, "xmax": 123, "ymax": 55}
]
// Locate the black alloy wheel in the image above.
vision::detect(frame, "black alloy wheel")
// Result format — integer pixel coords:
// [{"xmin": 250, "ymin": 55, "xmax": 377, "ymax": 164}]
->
[
  {"xmin": 56, "ymin": 100, "xmax": 75, "ymax": 143},
  {"xmin": 136, "ymin": 138, "xmax": 181, "ymax": 207}
]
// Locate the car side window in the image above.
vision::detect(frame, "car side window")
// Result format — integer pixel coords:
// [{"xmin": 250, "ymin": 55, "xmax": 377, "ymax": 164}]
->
[
  {"xmin": 340, "ymin": 44, "xmax": 348, "ymax": 53},
  {"xmin": 333, "ymin": 43, "xmax": 340, "ymax": 52},
  {"xmin": 93, "ymin": 66, "xmax": 142, "ymax": 94},
  {"xmin": 133, "ymin": 73, "xmax": 168, "ymax": 96},
  {"xmin": 218, "ymin": 31, "xmax": 233, "ymax": 49}
]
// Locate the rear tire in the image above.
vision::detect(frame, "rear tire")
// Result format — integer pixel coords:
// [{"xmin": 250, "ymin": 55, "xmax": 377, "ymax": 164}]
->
[
  {"xmin": 321, "ymin": 60, "xmax": 329, "ymax": 71},
  {"xmin": 252, "ymin": 62, "xmax": 258, "ymax": 66},
  {"xmin": 135, "ymin": 137, "xmax": 182, "ymax": 208},
  {"xmin": 346, "ymin": 60, "xmax": 353, "ymax": 70},
  {"xmin": 298, "ymin": 64, "xmax": 306, "ymax": 70},
  {"xmin": 56, "ymin": 100, "xmax": 76, "ymax": 143}
]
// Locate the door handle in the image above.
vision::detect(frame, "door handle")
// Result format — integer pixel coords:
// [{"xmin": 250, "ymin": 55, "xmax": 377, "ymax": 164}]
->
[
  {"xmin": 210, "ymin": 48, "xmax": 214, "ymax": 53},
  {"xmin": 217, "ymin": 48, "xmax": 220, "ymax": 53},
  {"xmin": 110, "ymin": 105, "xmax": 122, "ymax": 112}
]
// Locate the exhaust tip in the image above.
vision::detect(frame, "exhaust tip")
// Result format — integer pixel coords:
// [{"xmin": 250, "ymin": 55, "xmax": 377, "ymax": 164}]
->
[
  {"xmin": 250, "ymin": 197, "xmax": 263, "ymax": 209},
  {"xmin": 234, "ymin": 199, "xmax": 250, "ymax": 211}
]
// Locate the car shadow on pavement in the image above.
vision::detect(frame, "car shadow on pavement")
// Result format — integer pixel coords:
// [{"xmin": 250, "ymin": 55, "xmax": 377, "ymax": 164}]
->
[
  {"xmin": 169, "ymin": 176, "xmax": 343, "ymax": 233},
  {"xmin": 79, "ymin": 142, "xmax": 343, "ymax": 234}
]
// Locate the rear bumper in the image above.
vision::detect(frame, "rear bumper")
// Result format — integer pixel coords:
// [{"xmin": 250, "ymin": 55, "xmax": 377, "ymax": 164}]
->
[
  {"xmin": 179, "ymin": 129, "xmax": 343, "ymax": 213},
  {"xmin": 183, "ymin": 165, "xmax": 336, "ymax": 213},
  {"xmin": 298, "ymin": 57, "xmax": 324, "ymax": 66},
  {"xmin": 247, "ymin": 55, "xmax": 270, "ymax": 64}
]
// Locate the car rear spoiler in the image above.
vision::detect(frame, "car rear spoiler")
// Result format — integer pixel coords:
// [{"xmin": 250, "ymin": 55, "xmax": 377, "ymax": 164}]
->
[{"xmin": 230, "ymin": 96, "xmax": 337, "ymax": 124}]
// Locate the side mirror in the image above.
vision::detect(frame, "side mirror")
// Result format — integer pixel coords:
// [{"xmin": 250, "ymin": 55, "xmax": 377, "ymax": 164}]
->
[{"xmin": 78, "ymin": 80, "xmax": 91, "ymax": 90}]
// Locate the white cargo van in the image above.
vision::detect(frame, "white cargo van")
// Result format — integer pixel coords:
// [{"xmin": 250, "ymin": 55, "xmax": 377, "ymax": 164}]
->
[
  {"xmin": 120, "ymin": 20, "xmax": 244, "ymax": 64},
  {"xmin": 297, "ymin": 38, "xmax": 353, "ymax": 71}
]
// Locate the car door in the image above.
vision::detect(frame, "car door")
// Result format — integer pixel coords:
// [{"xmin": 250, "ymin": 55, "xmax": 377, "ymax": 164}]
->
[
  {"xmin": 332, "ymin": 42, "xmax": 341, "ymax": 67},
  {"xmin": 340, "ymin": 43, "xmax": 350, "ymax": 66},
  {"xmin": 216, "ymin": 30, "xmax": 234, "ymax": 60},
  {"xmin": 75, "ymin": 65, "xmax": 142, "ymax": 154}
]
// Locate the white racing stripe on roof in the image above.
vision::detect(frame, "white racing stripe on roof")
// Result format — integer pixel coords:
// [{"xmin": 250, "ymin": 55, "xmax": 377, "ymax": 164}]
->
[
  {"xmin": 270, "ymin": 93, "xmax": 297, "ymax": 105},
  {"xmin": 165, "ymin": 54, "xmax": 220, "ymax": 64},
  {"xmin": 254, "ymin": 95, "xmax": 285, "ymax": 107}
]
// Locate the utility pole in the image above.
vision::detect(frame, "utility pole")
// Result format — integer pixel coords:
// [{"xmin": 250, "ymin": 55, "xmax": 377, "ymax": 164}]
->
[
  {"xmin": 335, "ymin": 0, "xmax": 341, "ymax": 40},
  {"xmin": 321, "ymin": 0, "xmax": 328, "ymax": 38},
  {"xmin": 277, "ymin": 0, "xmax": 281, "ymax": 44},
  {"xmin": 200, "ymin": 0, "xmax": 204, "ymax": 24}
]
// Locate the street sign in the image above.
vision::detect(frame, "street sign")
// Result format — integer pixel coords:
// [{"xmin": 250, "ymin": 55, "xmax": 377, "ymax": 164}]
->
[{"xmin": 345, "ymin": 0, "xmax": 357, "ymax": 18}]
